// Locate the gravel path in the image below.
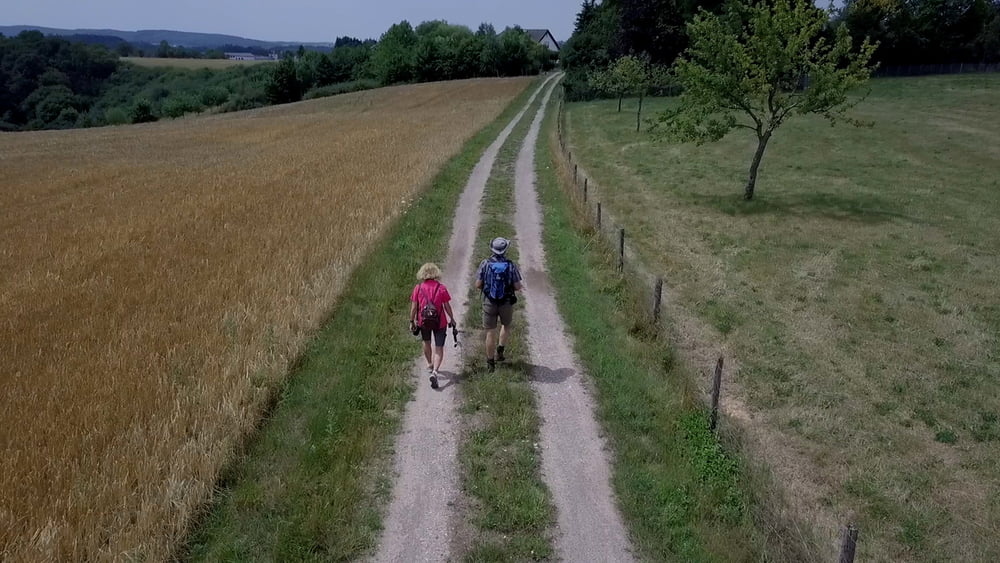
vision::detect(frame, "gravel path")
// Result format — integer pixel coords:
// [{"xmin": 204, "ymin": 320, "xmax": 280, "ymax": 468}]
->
[
  {"xmin": 513, "ymin": 78, "xmax": 636, "ymax": 562},
  {"xmin": 373, "ymin": 74, "xmax": 558, "ymax": 563}
]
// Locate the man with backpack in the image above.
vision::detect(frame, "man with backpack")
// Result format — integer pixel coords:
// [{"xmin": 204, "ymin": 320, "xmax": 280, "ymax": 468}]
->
[{"xmin": 475, "ymin": 237, "xmax": 524, "ymax": 372}]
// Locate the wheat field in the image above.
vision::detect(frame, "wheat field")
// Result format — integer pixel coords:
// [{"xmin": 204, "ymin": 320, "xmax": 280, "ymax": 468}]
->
[{"xmin": 0, "ymin": 77, "xmax": 530, "ymax": 561}]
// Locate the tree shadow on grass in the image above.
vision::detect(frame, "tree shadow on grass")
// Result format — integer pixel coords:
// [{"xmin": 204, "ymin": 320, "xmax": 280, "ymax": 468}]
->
[{"xmin": 687, "ymin": 190, "xmax": 923, "ymax": 224}]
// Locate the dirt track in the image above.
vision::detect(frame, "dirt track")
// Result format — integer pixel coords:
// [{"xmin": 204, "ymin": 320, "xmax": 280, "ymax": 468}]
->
[
  {"xmin": 373, "ymin": 72, "xmax": 632, "ymax": 561},
  {"xmin": 513, "ymin": 79, "xmax": 635, "ymax": 562},
  {"xmin": 372, "ymin": 74, "xmax": 558, "ymax": 562}
]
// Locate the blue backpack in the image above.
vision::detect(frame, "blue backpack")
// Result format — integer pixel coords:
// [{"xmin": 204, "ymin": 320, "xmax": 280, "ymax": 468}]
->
[{"xmin": 485, "ymin": 257, "xmax": 512, "ymax": 303}]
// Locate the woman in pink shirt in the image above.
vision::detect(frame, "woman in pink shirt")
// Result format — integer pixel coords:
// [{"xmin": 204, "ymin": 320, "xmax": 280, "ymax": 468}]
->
[{"xmin": 409, "ymin": 262, "xmax": 456, "ymax": 389}]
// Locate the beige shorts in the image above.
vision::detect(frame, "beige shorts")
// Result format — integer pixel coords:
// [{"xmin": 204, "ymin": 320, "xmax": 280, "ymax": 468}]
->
[{"xmin": 482, "ymin": 300, "xmax": 514, "ymax": 329}]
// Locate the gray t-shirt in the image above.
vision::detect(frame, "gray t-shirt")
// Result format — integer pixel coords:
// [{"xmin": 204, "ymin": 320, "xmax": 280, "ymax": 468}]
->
[{"xmin": 477, "ymin": 256, "xmax": 522, "ymax": 302}]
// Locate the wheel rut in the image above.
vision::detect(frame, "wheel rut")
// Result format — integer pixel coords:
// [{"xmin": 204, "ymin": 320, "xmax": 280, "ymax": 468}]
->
[{"xmin": 512, "ymin": 77, "xmax": 636, "ymax": 562}]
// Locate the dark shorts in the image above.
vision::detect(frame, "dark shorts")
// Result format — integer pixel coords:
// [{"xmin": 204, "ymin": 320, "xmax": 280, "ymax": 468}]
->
[
  {"xmin": 482, "ymin": 300, "xmax": 514, "ymax": 330},
  {"xmin": 421, "ymin": 327, "xmax": 447, "ymax": 347}
]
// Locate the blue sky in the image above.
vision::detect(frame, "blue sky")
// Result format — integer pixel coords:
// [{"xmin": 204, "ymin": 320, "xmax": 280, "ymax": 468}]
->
[{"xmin": 3, "ymin": 0, "xmax": 585, "ymax": 44}]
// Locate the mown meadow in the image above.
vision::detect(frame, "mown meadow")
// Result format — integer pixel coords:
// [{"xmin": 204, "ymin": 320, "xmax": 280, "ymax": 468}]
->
[{"xmin": 564, "ymin": 73, "xmax": 1000, "ymax": 561}]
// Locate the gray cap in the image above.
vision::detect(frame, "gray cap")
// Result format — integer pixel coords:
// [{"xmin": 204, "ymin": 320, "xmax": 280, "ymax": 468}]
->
[{"xmin": 490, "ymin": 237, "xmax": 510, "ymax": 255}]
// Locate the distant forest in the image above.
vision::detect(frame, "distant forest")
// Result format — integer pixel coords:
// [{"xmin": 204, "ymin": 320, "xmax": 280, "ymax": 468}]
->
[
  {"xmin": 560, "ymin": 0, "xmax": 1000, "ymax": 99},
  {"xmin": 0, "ymin": 22, "xmax": 555, "ymax": 131}
]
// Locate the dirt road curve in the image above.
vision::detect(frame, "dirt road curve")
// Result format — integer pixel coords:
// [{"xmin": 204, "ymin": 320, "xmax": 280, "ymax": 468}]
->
[
  {"xmin": 373, "ymin": 74, "xmax": 558, "ymax": 563},
  {"xmin": 513, "ymin": 79, "xmax": 636, "ymax": 561}
]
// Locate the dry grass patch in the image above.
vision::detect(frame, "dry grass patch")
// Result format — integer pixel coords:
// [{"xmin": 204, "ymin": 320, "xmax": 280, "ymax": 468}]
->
[
  {"xmin": 0, "ymin": 77, "xmax": 530, "ymax": 561},
  {"xmin": 565, "ymin": 74, "xmax": 1000, "ymax": 561}
]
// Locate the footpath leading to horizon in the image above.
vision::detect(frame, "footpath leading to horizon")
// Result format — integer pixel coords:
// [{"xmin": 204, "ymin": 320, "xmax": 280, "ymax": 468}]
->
[
  {"xmin": 372, "ymin": 73, "xmax": 559, "ymax": 562},
  {"xmin": 374, "ymin": 71, "xmax": 634, "ymax": 561},
  {"xmin": 512, "ymin": 76, "xmax": 635, "ymax": 562}
]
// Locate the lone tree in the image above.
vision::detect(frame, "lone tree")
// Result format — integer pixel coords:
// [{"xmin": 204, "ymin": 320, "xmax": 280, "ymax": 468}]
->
[
  {"xmin": 592, "ymin": 55, "xmax": 668, "ymax": 130},
  {"xmin": 654, "ymin": 0, "xmax": 877, "ymax": 200},
  {"xmin": 589, "ymin": 62, "xmax": 628, "ymax": 112}
]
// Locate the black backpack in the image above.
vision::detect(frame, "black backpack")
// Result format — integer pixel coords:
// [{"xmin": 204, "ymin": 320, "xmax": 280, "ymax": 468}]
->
[{"xmin": 418, "ymin": 283, "xmax": 441, "ymax": 330}]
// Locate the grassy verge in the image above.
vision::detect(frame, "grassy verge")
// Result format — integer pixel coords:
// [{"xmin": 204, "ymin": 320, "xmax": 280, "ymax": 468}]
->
[
  {"xmin": 182, "ymin": 80, "xmax": 538, "ymax": 561},
  {"xmin": 456, "ymin": 87, "xmax": 555, "ymax": 561},
  {"xmin": 565, "ymin": 74, "xmax": 1000, "ymax": 561},
  {"xmin": 535, "ymin": 93, "xmax": 787, "ymax": 561}
]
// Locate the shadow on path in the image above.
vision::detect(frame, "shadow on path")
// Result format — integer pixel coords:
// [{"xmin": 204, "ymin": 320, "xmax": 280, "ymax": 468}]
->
[{"xmin": 531, "ymin": 365, "xmax": 575, "ymax": 385}]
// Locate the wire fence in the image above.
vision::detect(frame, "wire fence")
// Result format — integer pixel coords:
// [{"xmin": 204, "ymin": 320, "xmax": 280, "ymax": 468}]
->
[
  {"xmin": 874, "ymin": 62, "xmax": 1000, "ymax": 77},
  {"xmin": 554, "ymin": 90, "xmax": 862, "ymax": 563}
]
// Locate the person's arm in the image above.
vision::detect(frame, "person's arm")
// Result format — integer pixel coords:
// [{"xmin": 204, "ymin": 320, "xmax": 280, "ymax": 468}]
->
[
  {"xmin": 475, "ymin": 279, "xmax": 483, "ymax": 290},
  {"xmin": 409, "ymin": 301, "xmax": 418, "ymax": 323},
  {"xmin": 513, "ymin": 281, "xmax": 524, "ymax": 292},
  {"xmin": 443, "ymin": 302, "xmax": 456, "ymax": 327}
]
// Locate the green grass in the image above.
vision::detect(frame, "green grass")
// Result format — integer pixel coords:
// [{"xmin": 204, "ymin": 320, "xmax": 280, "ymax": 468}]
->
[
  {"xmin": 181, "ymin": 80, "xmax": 538, "ymax": 561},
  {"xmin": 565, "ymin": 73, "xmax": 1000, "ymax": 561},
  {"xmin": 538, "ymin": 92, "xmax": 785, "ymax": 562},
  {"xmin": 457, "ymin": 87, "xmax": 555, "ymax": 562}
]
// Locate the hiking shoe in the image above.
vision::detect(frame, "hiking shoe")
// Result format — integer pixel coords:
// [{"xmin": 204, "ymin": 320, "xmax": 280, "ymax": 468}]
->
[
  {"xmin": 496, "ymin": 346, "xmax": 506, "ymax": 362},
  {"xmin": 487, "ymin": 359, "xmax": 496, "ymax": 373},
  {"xmin": 429, "ymin": 375, "xmax": 439, "ymax": 389}
]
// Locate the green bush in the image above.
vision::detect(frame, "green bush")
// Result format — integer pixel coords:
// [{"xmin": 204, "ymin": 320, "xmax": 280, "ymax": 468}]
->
[
  {"xmin": 162, "ymin": 94, "xmax": 203, "ymax": 118},
  {"xmin": 103, "ymin": 107, "xmax": 130, "ymax": 125},
  {"xmin": 130, "ymin": 99, "xmax": 158, "ymax": 123},
  {"xmin": 53, "ymin": 107, "xmax": 80, "ymax": 129},
  {"xmin": 200, "ymin": 86, "xmax": 230, "ymax": 107},
  {"xmin": 303, "ymin": 79, "xmax": 380, "ymax": 99},
  {"xmin": 222, "ymin": 91, "xmax": 269, "ymax": 112}
]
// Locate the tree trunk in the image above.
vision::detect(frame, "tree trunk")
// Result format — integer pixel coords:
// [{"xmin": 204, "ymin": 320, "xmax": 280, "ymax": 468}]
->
[
  {"xmin": 617, "ymin": 94, "xmax": 622, "ymax": 112},
  {"xmin": 745, "ymin": 130, "xmax": 772, "ymax": 200},
  {"xmin": 636, "ymin": 93, "xmax": 644, "ymax": 132}
]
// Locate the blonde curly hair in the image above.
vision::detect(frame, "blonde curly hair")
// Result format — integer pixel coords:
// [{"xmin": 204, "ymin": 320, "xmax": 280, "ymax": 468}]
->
[{"xmin": 416, "ymin": 262, "xmax": 442, "ymax": 281}]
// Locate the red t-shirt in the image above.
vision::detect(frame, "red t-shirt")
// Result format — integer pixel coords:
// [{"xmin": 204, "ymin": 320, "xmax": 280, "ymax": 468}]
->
[{"xmin": 411, "ymin": 280, "xmax": 451, "ymax": 330}]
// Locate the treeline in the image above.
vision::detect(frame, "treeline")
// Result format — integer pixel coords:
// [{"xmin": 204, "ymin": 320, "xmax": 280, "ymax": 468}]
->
[
  {"xmin": 561, "ymin": 0, "xmax": 1000, "ymax": 99},
  {"xmin": 0, "ymin": 31, "xmax": 277, "ymax": 130},
  {"xmin": 2, "ymin": 20, "xmax": 555, "ymax": 132},
  {"xmin": 836, "ymin": 0, "xmax": 1000, "ymax": 66},
  {"xmin": 266, "ymin": 22, "xmax": 556, "ymax": 104},
  {"xmin": 560, "ymin": 0, "xmax": 726, "ymax": 99},
  {"xmin": 0, "ymin": 31, "xmax": 119, "ymax": 130}
]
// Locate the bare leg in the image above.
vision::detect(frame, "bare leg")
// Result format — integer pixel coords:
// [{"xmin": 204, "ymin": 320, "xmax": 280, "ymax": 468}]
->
[
  {"xmin": 485, "ymin": 328, "xmax": 498, "ymax": 359},
  {"xmin": 423, "ymin": 340, "xmax": 433, "ymax": 369},
  {"xmin": 499, "ymin": 324, "xmax": 510, "ymax": 347},
  {"xmin": 433, "ymin": 346, "xmax": 444, "ymax": 372}
]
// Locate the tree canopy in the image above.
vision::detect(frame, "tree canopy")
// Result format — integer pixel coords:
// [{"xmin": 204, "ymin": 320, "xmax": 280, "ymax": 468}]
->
[
  {"xmin": 0, "ymin": 31, "xmax": 118, "ymax": 130},
  {"xmin": 654, "ymin": 0, "xmax": 877, "ymax": 199},
  {"xmin": 836, "ymin": 0, "xmax": 1000, "ymax": 66}
]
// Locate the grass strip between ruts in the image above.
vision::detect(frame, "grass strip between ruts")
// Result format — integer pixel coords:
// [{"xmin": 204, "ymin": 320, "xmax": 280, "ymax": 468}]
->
[
  {"xmin": 455, "ymin": 86, "xmax": 555, "ymax": 561},
  {"xmin": 533, "ymin": 92, "xmax": 777, "ymax": 562},
  {"xmin": 182, "ymin": 79, "xmax": 539, "ymax": 561}
]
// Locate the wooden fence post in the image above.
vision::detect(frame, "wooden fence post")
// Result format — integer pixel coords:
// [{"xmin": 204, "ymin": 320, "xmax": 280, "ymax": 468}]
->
[
  {"xmin": 652, "ymin": 278, "xmax": 663, "ymax": 324},
  {"xmin": 596, "ymin": 202, "xmax": 602, "ymax": 230},
  {"xmin": 618, "ymin": 228, "xmax": 625, "ymax": 273},
  {"xmin": 839, "ymin": 524, "xmax": 859, "ymax": 563},
  {"xmin": 710, "ymin": 357, "xmax": 724, "ymax": 431}
]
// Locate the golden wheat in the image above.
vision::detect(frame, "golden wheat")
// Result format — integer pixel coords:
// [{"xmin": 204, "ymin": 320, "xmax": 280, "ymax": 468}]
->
[{"xmin": 0, "ymin": 77, "xmax": 530, "ymax": 561}]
